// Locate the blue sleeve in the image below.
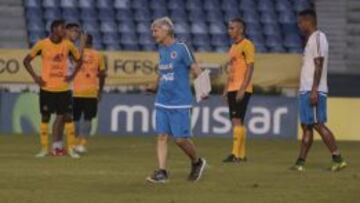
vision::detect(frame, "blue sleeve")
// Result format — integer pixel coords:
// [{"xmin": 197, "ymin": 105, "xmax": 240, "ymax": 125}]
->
[{"xmin": 180, "ymin": 43, "xmax": 195, "ymax": 67}]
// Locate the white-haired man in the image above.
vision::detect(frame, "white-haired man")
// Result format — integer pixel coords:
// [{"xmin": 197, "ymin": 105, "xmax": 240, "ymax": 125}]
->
[{"xmin": 146, "ymin": 17, "xmax": 207, "ymax": 183}]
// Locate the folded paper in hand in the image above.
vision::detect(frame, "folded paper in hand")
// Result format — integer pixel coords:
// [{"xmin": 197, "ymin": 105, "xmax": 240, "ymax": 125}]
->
[{"xmin": 194, "ymin": 70, "xmax": 211, "ymax": 103}]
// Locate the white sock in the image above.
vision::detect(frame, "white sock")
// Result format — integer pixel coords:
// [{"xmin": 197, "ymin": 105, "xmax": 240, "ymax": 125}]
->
[{"xmin": 52, "ymin": 141, "xmax": 63, "ymax": 149}]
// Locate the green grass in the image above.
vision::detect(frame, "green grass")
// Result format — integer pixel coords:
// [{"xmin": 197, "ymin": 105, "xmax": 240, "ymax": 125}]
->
[{"xmin": 0, "ymin": 135, "xmax": 359, "ymax": 203}]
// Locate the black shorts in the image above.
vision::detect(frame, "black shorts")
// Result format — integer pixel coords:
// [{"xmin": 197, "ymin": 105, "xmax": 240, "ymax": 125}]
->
[
  {"xmin": 227, "ymin": 91, "xmax": 252, "ymax": 122},
  {"xmin": 40, "ymin": 89, "xmax": 73, "ymax": 115},
  {"xmin": 73, "ymin": 97, "xmax": 98, "ymax": 121}
]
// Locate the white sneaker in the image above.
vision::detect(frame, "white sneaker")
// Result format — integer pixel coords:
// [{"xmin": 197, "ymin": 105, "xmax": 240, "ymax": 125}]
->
[
  {"xmin": 68, "ymin": 148, "xmax": 81, "ymax": 159},
  {"xmin": 74, "ymin": 145, "xmax": 87, "ymax": 154},
  {"xmin": 35, "ymin": 149, "xmax": 49, "ymax": 158}
]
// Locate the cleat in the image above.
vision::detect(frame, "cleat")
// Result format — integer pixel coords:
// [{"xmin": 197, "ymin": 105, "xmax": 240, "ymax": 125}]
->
[
  {"xmin": 68, "ymin": 148, "xmax": 81, "ymax": 159},
  {"xmin": 223, "ymin": 154, "xmax": 246, "ymax": 163},
  {"xmin": 290, "ymin": 164, "xmax": 305, "ymax": 172},
  {"xmin": 188, "ymin": 158, "xmax": 207, "ymax": 182},
  {"xmin": 330, "ymin": 160, "xmax": 347, "ymax": 172},
  {"xmin": 74, "ymin": 145, "xmax": 87, "ymax": 154},
  {"xmin": 35, "ymin": 149, "xmax": 49, "ymax": 158},
  {"xmin": 146, "ymin": 169, "xmax": 169, "ymax": 184}
]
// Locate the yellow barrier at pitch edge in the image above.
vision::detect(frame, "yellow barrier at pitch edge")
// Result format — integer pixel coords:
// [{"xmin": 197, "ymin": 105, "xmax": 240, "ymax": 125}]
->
[{"xmin": 0, "ymin": 49, "xmax": 302, "ymax": 88}]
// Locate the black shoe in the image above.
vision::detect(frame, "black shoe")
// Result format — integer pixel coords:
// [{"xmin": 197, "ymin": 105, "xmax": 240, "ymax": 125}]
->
[
  {"xmin": 223, "ymin": 154, "xmax": 247, "ymax": 163},
  {"xmin": 146, "ymin": 169, "xmax": 168, "ymax": 183},
  {"xmin": 188, "ymin": 158, "xmax": 207, "ymax": 182}
]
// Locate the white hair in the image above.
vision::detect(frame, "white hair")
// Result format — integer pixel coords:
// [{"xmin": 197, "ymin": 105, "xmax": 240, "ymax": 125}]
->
[{"xmin": 151, "ymin": 17, "xmax": 174, "ymax": 36}]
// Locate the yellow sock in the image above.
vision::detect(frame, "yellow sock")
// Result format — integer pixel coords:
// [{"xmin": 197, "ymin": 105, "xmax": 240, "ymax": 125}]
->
[
  {"xmin": 232, "ymin": 126, "xmax": 242, "ymax": 158},
  {"xmin": 79, "ymin": 137, "xmax": 87, "ymax": 146},
  {"xmin": 239, "ymin": 127, "xmax": 247, "ymax": 159},
  {"xmin": 65, "ymin": 122, "xmax": 76, "ymax": 151},
  {"xmin": 39, "ymin": 122, "xmax": 49, "ymax": 151}
]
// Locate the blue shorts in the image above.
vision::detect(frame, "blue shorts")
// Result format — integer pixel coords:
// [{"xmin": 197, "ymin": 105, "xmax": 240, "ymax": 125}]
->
[
  {"xmin": 299, "ymin": 91, "xmax": 327, "ymax": 125},
  {"xmin": 155, "ymin": 107, "xmax": 192, "ymax": 138}
]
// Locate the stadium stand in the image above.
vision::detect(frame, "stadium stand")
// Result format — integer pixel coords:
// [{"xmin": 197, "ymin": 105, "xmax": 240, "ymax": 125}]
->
[{"xmin": 23, "ymin": 0, "xmax": 313, "ymax": 53}]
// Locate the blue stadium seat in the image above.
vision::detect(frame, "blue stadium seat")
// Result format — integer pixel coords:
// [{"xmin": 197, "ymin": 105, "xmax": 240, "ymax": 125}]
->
[
  {"xmin": 93, "ymin": 42, "xmax": 104, "ymax": 50},
  {"xmin": 62, "ymin": 8, "xmax": 80, "ymax": 22},
  {"xmin": 136, "ymin": 21, "xmax": 150, "ymax": 34},
  {"xmin": 105, "ymin": 43, "xmax": 121, "ymax": 50},
  {"xmin": 209, "ymin": 22, "xmax": 227, "ymax": 35},
  {"xmin": 224, "ymin": 9, "xmax": 241, "ymax": 22},
  {"xmin": 43, "ymin": 8, "xmax": 61, "ymax": 21},
  {"xmin": 196, "ymin": 45, "xmax": 213, "ymax": 52},
  {"xmin": 257, "ymin": 0, "xmax": 275, "ymax": 12},
  {"xmin": 256, "ymin": 45, "xmax": 268, "ymax": 53},
  {"xmin": 42, "ymin": 0, "xmax": 59, "ymax": 8},
  {"xmin": 214, "ymin": 46, "xmax": 229, "ymax": 53},
  {"xmin": 284, "ymin": 34, "xmax": 302, "ymax": 48},
  {"xmin": 27, "ymin": 20, "xmax": 45, "ymax": 32},
  {"xmin": 168, "ymin": 0, "xmax": 186, "ymax": 10},
  {"xmin": 100, "ymin": 21, "xmax": 118, "ymax": 33},
  {"xmin": 263, "ymin": 24, "xmax": 282, "ymax": 37},
  {"xmin": 142, "ymin": 44, "xmax": 157, "ymax": 51},
  {"xmin": 24, "ymin": 0, "xmax": 41, "ymax": 8},
  {"xmin": 211, "ymin": 34, "xmax": 230, "ymax": 47},
  {"xmin": 28, "ymin": 31, "xmax": 46, "ymax": 44},
  {"xmin": 269, "ymin": 46, "xmax": 286, "ymax": 53},
  {"xmin": 186, "ymin": 0, "xmax": 202, "ymax": 11},
  {"xmin": 80, "ymin": 8, "xmax": 98, "ymax": 21},
  {"xmin": 171, "ymin": 9, "xmax": 188, "ymax": 22},
  {"xmin": 189, "ymin": 10, "xmax": 206, "ymax": 22},
  {"xmin": 118, "ymin": 21, "xmax": 136, "ymax": 34},
  {"xmin": 121, "ymin": 33, "xmax": 138, "ymax": 45},
  {"xmin": 191, "ymin": 22, "xmax": 208, "ymax": 35},
  {"xmin": 275, "ymin": 0, "xmax": 292, "ymax": 12},
  {"xmin": 260, "ymin": 11, "xmax": 278, "ymax": 24},
  {"xmin": 102, "ymin": 33, "xmax": 119, "ymax": 44},
  {"xmin": 132, "ymin": 0, "xmax": 149, "ymax": 9},
  {"xmin": 134, "ymin": 8, "xmax": 151, "ymax": 22},
  {"xmin": 152, "ymin": 8, "xmax": 169, "ymax": 20},
  {"xmin": 82, "ymin": 21, "xmax": 100, "ymax": 33},
  {"xmin": 60, "ymin": 0, "xmax": 78, "ymax": 8},
  {"xmin": 288, "ymin": 47, "xmax": 303, "ymax": 53},
  {"xmin": 115, "ymin": 9, "xmax": 133, "ymax": 21},
  {"xmin": 246, "ymin": 23, "xmax": 262, "ymax": 37},
  {"xmin": 281, "ymin": 23, "xmax": 299, "ymax": 34},
  {"xmin": 114, "ymin": 0, "xmax": 131, "ymax": 9},
  {"xmin": 98, "ymin": 8, "xmax": 115, "ymax": 21},
  {"xmin": 266, "ymin": 35, "xmax": 283, "ymax": 48},
  {"xmin": 278, "ymin": 11, "xmax": 296, "ymax": 24},
  {"xmin": 206, "ymin": 10, "xmax": 224, "ymax": 23},
  {"xmin": 26, "ymin": 8, "xmax": 42, "ymax": 20},
  {"xmin": 239, "ymin": 0, "xmax": 256, "ymax": 12},
  {"xmin": 176, "ymin": 33, "xmax": 191, "ymax": 42},
  {"xmin": 97, "ymin": 0, "xmax": 114, "ymax": 9},
  {"xmin": 193, "ymin": 34, "xmax": 210, "ymax": 46},
  {"xmin": 293, "ymin": 0, "xmax": 312, "ymax": 12},
  {"xmin": 243, "ymin": 11, "xmax": 260, "ymax": 24},
  {"xmin": 174, "ymin": 22, "xmax": 190, "ymax": 34},
  {"xmin": 138, "ymin": 33, "xmax": 153, "ymax": 45},
  {"xmin": 150, "ymin": 0, "xmax": 166, "ymax": 10},
  {"xmin": 204, "ymin": 0, "xmax": 220, "ymax": 11},
  {"xmin": 79, "ymin": 0, "xmax": 95, "ymax": 9},
  {"xmin": 248, "ymin": 34, "xmax": 265, "ymax": 47},
  {"xmin": 222, "ymin": 0, "xmax": 239, "ymax": 11}
]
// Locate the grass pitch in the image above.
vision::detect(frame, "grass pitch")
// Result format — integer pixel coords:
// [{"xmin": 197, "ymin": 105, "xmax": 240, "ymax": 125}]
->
[{"xmin": 0, "ymin": 135, "xmax": 359, "ymax": 203}]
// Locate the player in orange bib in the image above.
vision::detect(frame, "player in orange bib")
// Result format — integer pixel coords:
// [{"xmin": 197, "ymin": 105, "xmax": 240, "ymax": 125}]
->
[
  {"xmin": 223, "ymin": 18, "xmax": 255, "ymax": 163},
  {"xmin": 23, "ymin": 19, "xmax": 84, "ymax": 158},
  {"xmin": 69, "ymin": 34, "xmax": 106, "ymax": 153}
]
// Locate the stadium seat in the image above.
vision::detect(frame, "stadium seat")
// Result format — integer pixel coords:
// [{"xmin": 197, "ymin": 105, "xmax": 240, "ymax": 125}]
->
[
  {"xmin": 98, "ymin": 8, "xmax": 115, "ymax": 21},
  {"xmin": 196, "ymin": 45, "xmax": 213, "ymax": 52},
  {"xmin": 263, "ymin": 24, "xmax": 282, "ymax": 37},
  {"xmin": 42, "ymin": 0, "xmax": 59, "ymax": 8},
  {"xmin": 239, "ymin": 0, "xmax": 256, "ymax": 12},
  {"xmin": 132, "ymin": 0, "xmax": 149, "ymax": 9},
  {"xmin": 281, "ymin": 23, "xmax": 299, "ymax": 34},
  {"xmin": 204, "ymin": 0, "xmax": 220, "ymax": 11},
  {"xmin": 118, "ymin": 21, "xmax": 136, "ymax": 34},
  {"xmin": 174, "ymin": 22, "xmax": 190, "ymax": 34},
  {"xmin": 80, "ymin": 8, "xmax": 98, "ymax": 21},
  {"xmin": 60, "ymin": 0, "xmax": 78, "ymax": 8},
  {"xmin": 171, "ymin": 9, "xmax": 188, "ymax": 23},
  {"xmin": 293, "ymin": 0, "xmax": 312, "ymax": 12},
  {"xmin": 121, "ymin": 33, "xmax": 138, "ymax": 45},
  {"xmin": 243, "ymin": 11, "xmax": 260, "ymax": 24},
  {"xmin": 266, "ymin": 35, "xmax": 283, "ymax": 48},
  {"xmin": 114, "ymin": 0, "xmax": 131, "ymax": 9},
  {"xmin": 134, "ymin": 8, "xmax": 151, "ymax": 22},
  {"xmin": 255, "ymin": 45, "xmax": 268, "ymax": 53},
  {"xmin": 248, "ymin": 34, "xmax": 265, "ymax": 47},
  {"xmin": 43, "ymin": 8, "xmax": 61, "ymax": 21},
  {"xmin": 209, "ymin": 22, "xmax": 227, "ymax": 35},
  {"xmin": 82, "ymin": 21, "xmax": 100, "ymax": 33},
  {"xmin": 24, "ymin": 0, "xmax": 41, "ymax": 8},
  {"xmin": 102, "ymin": 33, "xmax": 119, "ymax": 45},
  {"xmin": 224, "ymin": 9, "xmax": 241, "ymax": 22},
  {"xmin": 211, "ymin": 34, "xmax": 230, "ymax": 47},
  {"xmin": 206, "ymin": 10, "xmax": 224, "ymax": 23},
  {"xmin": 257, "ymin": 0, "xmax": 275, "ymax": 12},
  {"xmin": 142, "ymin": 44, "xmax": 157, "ymax": 51},
  {"xmin": 284, "ymin": 34, "xmax": 302, "ymax": 48},
  {"xmin": 93, "ymin": 42, "xmax": 104, "ymax": 50},
  {"xmin": 168, "ymin": 0, "xmax": 185, "ymax": 10},
  {"xmin": 260, "ymin": 11, "xmax": 278, "ymax": 25},
  {"xmin": 192, "ymin": 34, "xmax": 210, "ymax": 47},
  {"xmin": 214, "ymin": 46, "xmax": 229, "ymax": 53},
  {"xmin": 288, "ymin": 47, "xmax": 303, "ymax": 53},
  {"xmin": 105, "ymin": 43, "xmax": 121, "ymax": 50},
  {"xmin": 115, "ymin": 9, "xmax": 133, "ymax": 22},
  {"xmin": 27, "ymin": 20, "xmax": 45, "ymax": 32},
  {"xmin": 25, "ymin": 8, "xmax": 42, "ymax": 20},
  {"xmin": 100, "ymin": 21, "xmax": 118, "ymax": 33},
  {"xmin": 136, "ymin": 21, "xmax": 150, "ymax": 34},
  {"xmin": 222, "ymin": 0, "xmax": 239, "ymax": 11},
  {"xmin": 138, "ymin": 33, "xmax": 153, "ymax": 45},
  {"xmin": 28, "ymin": 31, "xmax": 46, "ymax": 44},
  {"xmin": 275, "ymin": 0, "xmax": 292, "ymax": 12},
  {"xmin": 189, "ymin": 10, "xmax": 206, "ymax": 22},
  {"xmin": 78, "ymin": 0, "xmax": 95, "ymax": 9},
  {"xmin": 191, "ymin": 22, "xmax": 208, "ymax": 35},
  {"xmin": 150, "ymin": 0, "xmax": 167, "ymax": 10},
  {"xmin": 62, "ymin": 8, "xmax": 80, "ymax": 22},
  {"xmin": 152, "ymin": 8, "xmax": 169, "ymax": 20},
  {"xmin": 269, "ymin": 46, "xmax": 286, "ymax": 53},
  {"xmin": 176, "ymin": 33, "xmax": 192, "ymax": 42},
  {"xmin": 97, "ymin": 0, "xmax": 114, "ymax": 9},
  {"xmin": 246, "ymin": 23, "xmax": 262, "ymax": 37},
  {"xmin": 186, "ymin": 0, "xmax": 202, "ymax": 11},
  {"xmin": 278, "ymin": 11, "xmax": 297, "ymax": 24}
]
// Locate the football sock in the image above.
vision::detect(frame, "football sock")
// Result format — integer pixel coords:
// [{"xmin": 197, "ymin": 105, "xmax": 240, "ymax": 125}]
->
[
  {"xmin": 232, "ymin": 126, "xmax": 242, "ymax": 158},
  {"xmin": 65, "ymin": 122, "xmax": 76, "ymax": 150},
  {"xmin": 39, "ymin": 122, "xmax": 49, "ymax": 151},
  {"xmin": 239, "ymin": 126, "xmax": 246, "ymax": 159}
]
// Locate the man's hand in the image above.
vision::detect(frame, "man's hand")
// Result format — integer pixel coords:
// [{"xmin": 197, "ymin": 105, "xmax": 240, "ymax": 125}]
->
[
  {"xmin": 310, "ymin": 89, "xmax": 318, "ymax": 106},
  {"xmin": 33, "ymin": 75, "xmax": 46, "ymax": 87},
  {"xmin": 236, "ymin": 88, "xmax": 245, "ymax": 102}
]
